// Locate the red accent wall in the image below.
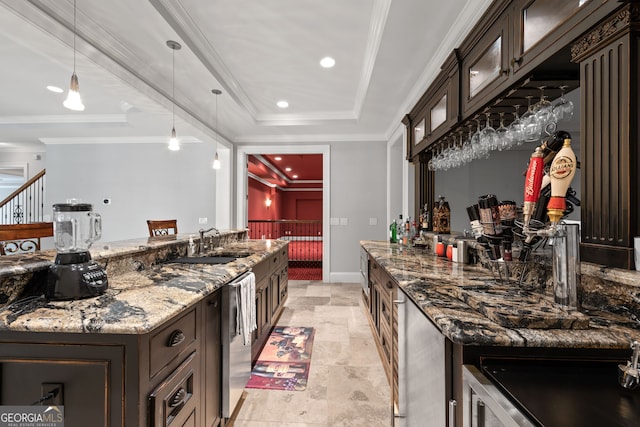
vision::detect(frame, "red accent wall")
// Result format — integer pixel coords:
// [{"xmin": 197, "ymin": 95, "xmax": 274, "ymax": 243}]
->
[{"xmin": 248, "ymin": 178, "xmax": 323, "ymax": 238}]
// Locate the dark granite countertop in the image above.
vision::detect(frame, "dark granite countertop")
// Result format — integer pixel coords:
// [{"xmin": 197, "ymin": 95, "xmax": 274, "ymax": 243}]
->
[
  {"xmin": 361, "ymin": 240, "xmax": 640, "ymax": 349},
  {"xmin": 0, "ymin": 232, "xmax": 286, "ymax": 335}
]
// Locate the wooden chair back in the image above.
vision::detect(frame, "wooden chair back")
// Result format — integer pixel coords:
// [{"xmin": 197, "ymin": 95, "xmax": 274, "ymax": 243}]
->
[
  {"xmin": 147, "ymin": 220, "xmax": 178, "ymax": 237},
  {"xmin": 0, "ymin": 222, "xmax": 54, "ymax": 255}
]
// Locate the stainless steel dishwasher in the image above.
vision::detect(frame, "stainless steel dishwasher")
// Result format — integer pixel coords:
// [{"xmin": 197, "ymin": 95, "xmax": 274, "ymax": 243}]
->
[
  {"xmin": 221, "ymin": 271, "xmax": 255, "ymax": 418},
  {"xmin": 394, "ymin": 286, "xmax": 446, "ymax": 426}
]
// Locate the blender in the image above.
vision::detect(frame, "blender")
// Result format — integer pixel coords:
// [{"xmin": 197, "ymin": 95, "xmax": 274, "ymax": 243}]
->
[{"xmin": 46, "ymin": 201, "xmax": 108, "ymax": 300}]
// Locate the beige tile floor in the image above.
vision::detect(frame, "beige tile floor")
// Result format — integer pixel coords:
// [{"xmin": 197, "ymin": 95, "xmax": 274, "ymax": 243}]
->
[{"xmin": 232, "ymin": 280, "xmax": 391, "ymax": 427}]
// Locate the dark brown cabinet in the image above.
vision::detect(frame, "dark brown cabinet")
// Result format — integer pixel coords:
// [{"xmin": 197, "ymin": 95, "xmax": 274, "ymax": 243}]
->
[
  {"xmin": 366, "ymin": 257, "xmax": 398, "ymax": 405},
  {"xmin": 250, "ymin": 247, "xmax": 289, "ymax": 362},
  {"xmin": 461, "ymin": 11, "xmax": 512, "ymax": 119},
  {"xmin": 407, "ymin": 0, "xmax": 637, "ymax": 269},
  {"xmin": 0, "ymin": 292, "xmax": 220, "ymax": 427}
]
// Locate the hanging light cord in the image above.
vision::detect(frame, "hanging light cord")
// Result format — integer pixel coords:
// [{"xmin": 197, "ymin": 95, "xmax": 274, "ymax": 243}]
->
[
  {"xmin": 72, "ymin": 0, "xmax": 77, "ymax": 72},
  {"xmin": 171, "ymin": 46, "xmax": 175, "ymax": 128}
]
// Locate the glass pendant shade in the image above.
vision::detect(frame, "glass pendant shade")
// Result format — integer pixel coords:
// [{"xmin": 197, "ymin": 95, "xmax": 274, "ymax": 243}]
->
[
  {"xmin": 212, "ymin": 152, "xmax": 221, "ymax": 169},
  {"xmin": 63, "ymin": 72, "xmax": 85, "ymax": 111},
  {"xmin": 168, "ymin": 127, "xmax": 180, "ymax": 151}
]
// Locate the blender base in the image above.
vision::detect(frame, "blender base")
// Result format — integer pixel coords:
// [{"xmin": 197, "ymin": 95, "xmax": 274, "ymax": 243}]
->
[{"xmin": 46, "ymin": 251, "xmax": 108, "ymax": 301}]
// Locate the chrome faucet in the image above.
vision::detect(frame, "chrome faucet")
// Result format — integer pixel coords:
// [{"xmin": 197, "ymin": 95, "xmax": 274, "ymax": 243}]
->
[
  {"xmin": 198, "ymin": 227, "xmax": 220, "ymax": 255},
  {"xmin": 619, "ymin": 340, "xmax": 639, "ymax": 390}
]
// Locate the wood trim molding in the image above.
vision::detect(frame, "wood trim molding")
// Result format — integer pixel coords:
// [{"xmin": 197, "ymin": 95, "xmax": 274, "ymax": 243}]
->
[{"xmin": 570, "ymin": 7, "xmax": 632, "ymax": 62}]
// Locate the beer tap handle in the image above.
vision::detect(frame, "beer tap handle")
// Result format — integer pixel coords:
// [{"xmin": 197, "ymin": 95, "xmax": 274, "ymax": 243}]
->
[
  {"xmin": 547, "ymin": 138, "xmax": 577, "ymax": 225},
  {"xmin": 523, "ymin": 147, "xmax": 544, "ymax": 229}
]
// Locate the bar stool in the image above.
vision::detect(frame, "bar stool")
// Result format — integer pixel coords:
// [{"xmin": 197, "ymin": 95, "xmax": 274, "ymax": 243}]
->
[{"xmin": 146, "ymin": 220, "xmax": 178, "ymax": 237}]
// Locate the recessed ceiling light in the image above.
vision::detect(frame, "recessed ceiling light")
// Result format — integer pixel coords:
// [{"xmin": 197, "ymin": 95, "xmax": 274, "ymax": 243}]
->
[
  {"xmin": 285, "ymin": 167, "xmax": 292, "ymax": 172},
  {"xmin": 47, "ymin": 85, "xmax": 63, "ymax": 93},
  {"xmin": 274, "ymin": 156, "xmax": 282, "ymax": 161},
  {"xmin": 292, "ymin": 174, "xmax": 298, "ymax": 179},
  {"xmin": 320, "ymin": 57, "xmax": 336, "ymax": 68},
  {"xmin": 277, "ymin": 100, "xmax": 289, "ymax": 108}
]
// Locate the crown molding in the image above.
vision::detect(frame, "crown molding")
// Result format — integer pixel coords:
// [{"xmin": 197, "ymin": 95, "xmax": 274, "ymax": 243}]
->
[
  {"xmin": 385, "ymin": 0, "xmax": 493, "ymax": 139},
  {"xmin": 354, "ymin": 0, "xmax": 392, "ymax": 118},
  {"xmin": 235, "ymin": 132, "xmax": 388, "ymax": 144},
  {"xmin": 39, "ymin": 136, "xmax": 202, "ymax": 145},
  {"xmin": 0, "ymin": 114, "xmax": 127, "ymax": 125}
]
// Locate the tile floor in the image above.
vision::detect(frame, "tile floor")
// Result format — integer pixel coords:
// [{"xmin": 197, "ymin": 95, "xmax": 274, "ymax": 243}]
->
[{"xmin": 232, "ymin": 280, "xmax": 391, "ymax": 427}]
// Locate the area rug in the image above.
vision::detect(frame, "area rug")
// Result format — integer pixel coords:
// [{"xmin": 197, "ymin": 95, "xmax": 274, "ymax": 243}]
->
[
  {"xmin": 288, "ymin": 267, "xmax": 322, "ymax": 281},
  {"xmin": 246, "ymin": 326, "xmax": 315, "ymax": 391}
]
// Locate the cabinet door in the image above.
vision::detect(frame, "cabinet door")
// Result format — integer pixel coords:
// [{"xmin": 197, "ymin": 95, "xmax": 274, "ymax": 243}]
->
[
  {"xmin": 0, "ymin": 342, "xmax": 126, "ymax": 427},
  {"xmin": 270, "ymin": 273, "xmax": 280, "ymax": 317},
  {"xmin": 510, "ymin": 0, "xmax": 601, "ymax": 77},
  {"xmin": 203, "ymin": 292, "xmax": 222, "ymax": 427},
  {"xmin": 461, "ymin": 13, "xmax": 511, "ymax": 119}
]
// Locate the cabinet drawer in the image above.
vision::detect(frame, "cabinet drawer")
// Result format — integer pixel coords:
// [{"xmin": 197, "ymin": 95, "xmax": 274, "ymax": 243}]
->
[
  {"xmin": 150, "ymin": 308, "xmax": 197, "ymax": 379},
  {"xmin": 149, "ymin": 351, "xmax": 199, "ymax": 427},
  {"xmin": 252, "ymin": 259, "xmax": 269, "ymax": 283}
]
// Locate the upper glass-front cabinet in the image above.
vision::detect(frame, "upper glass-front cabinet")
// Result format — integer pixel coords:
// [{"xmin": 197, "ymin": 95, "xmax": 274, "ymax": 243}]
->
[
  {"xmin": 414, "ymin": 118, "xmax": 426, "ymax": 145},
  {"xmin": 468, "ymin": 37, "xmax": 502, "ymax": 98},
  {"xmin": 430, "ymin": 94, "xmax": 447, "ymax": 133},
  {"xmin": 522, "ymin": 0, "xmax": 587, "ymax": 52}
]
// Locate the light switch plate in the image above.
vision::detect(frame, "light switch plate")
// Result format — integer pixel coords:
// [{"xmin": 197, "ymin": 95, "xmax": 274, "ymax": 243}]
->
[
  {"xmin": 199, "ymin": 217, "xmax": 208, "ymax": 224},
  {"xmin": 369, "ymin": 217, "xmax": 378, "ymax": 225},
  {"xmin": 340, "ymin": 217, "xmax": 348, "ymax": 226},
  {"xmin": 330, "ymin": 217, "xmax": 339, "ymax": 226}
]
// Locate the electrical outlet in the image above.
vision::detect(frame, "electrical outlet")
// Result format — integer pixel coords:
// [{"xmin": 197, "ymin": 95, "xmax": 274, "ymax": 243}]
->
[
  {"xmin": 199, "ymin": 217, "xmax": 208, "ymax": 225},
  {"xmin": 369, "ymin": 217, "xmax": 378, "ymax": 225},
  {"xmin": 41, "ymin": 383, "xmax": 64, "ymax": 406}
]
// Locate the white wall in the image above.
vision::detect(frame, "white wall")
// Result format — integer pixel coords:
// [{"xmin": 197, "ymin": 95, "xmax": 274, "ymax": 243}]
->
[
  {"xmin": 0, "ymin": 150, "xmax": 46, "ymax": 200},
  {"xmin": 330, "ymin": 140, "xmax": 387, "ymax": 281},
  {"xmin": 45, "ymin": 142, "xmax": 219, "ymax": 242}
]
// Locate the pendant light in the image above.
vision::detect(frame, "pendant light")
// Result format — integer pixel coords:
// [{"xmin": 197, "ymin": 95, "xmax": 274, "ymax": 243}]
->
[
  {"xmin": 63, "ymin": 0, "xmax": 85, "ymax": 111},
  {"xmin": 167, "ymin": 40, "xmax": 182, "ymax": 151},
  {"xmin": 212, "ymin": 89, "xmax": 222, "ymax": 169}
]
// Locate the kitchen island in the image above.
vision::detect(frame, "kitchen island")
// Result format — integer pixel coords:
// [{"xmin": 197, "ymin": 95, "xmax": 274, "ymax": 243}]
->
[
  {"xmin": 0, "ymin": 231, "xmax": 289, "ymax": 427},
  {"xmin": 360, "ymin": 240, "xmax": 640, "ymax": 426}
]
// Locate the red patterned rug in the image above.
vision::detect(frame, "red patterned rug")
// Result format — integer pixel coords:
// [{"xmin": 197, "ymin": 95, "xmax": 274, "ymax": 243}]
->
[
  {"xmin": 246, "ymin": 326, "xmax": 315, "ymax": 391},
  {"xmin": 288, "ymin": 267, "xmax": 322, "ymax": 281}
]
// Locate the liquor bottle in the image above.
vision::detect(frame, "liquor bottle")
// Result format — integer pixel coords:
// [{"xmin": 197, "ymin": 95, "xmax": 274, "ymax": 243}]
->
[
  {"xmin": 432, "ymin": 196, "xmax": 450, "ymax": 234},
  {"xmin": 389, "ymin": 220, "xmax": 397, "ymax": 243},
  {"xmin": 397, "ymin": 214, "xmax": 404, "ymax": 246}
]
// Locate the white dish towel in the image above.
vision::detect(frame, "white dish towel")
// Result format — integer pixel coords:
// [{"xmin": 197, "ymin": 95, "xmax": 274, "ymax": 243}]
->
[{"xmin": 235, "ymin": 272, "xmax": 256, "ymax": 346}]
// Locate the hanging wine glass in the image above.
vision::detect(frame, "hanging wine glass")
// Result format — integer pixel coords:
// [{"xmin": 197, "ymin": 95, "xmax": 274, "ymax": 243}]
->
[
  {"xmin": 533, "ymin": 86, "xmax": 555, "ymax": 137},
  {"xmin": 481, "ymin": 112, "xmax": 498, "ymax": 152},
  {"xmin": 507, "ymin": 105, "xmax": 524, "ymax": 146},
  {"xmin": 470, "ymin": 118, "xmax": 484, "ymax": 160},
  {"xmin": 521, "ymin": 95, "xmax": 542, "ymax": 142},
  {"xmin": 496, "ymin": 112, "xmax": 510, "ymax": 150},
  {"xmin": 553, "ymin": 85, "xmax": 574, "ymax": 121},
  {"xmin": 462, "ymin": 123, "xmax": 474, "ymax": 164}
]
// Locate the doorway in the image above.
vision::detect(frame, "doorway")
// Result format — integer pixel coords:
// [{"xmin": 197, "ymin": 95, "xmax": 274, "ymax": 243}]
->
[{"xmin": 236, "ymin": 145, "xmax": 330, "ymax": 282}]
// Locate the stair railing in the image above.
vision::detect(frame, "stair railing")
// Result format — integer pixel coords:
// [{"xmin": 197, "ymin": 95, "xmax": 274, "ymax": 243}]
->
[{"xmin": 0, "ymin": 169, "xmax": 46, "ymax": 225}]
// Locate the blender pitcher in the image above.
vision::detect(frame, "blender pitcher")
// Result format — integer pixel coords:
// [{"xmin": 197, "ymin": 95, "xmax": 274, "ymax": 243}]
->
[
  {"xmin": 47, "ymin": 201, "xmax": 108, "ymax": 300},
  {"xmin": 53, "ymin": 202, "xmax": 102, "ymax": 253}
]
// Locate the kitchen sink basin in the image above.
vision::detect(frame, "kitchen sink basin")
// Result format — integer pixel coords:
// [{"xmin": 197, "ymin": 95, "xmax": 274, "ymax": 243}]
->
[{"xmin": 168, "ymin": 256, "xmax": 239, "ymax": 265}]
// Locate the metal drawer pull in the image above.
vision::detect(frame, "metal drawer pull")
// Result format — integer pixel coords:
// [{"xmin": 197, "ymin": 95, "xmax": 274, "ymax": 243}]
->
[
  {"xmin": 169, "ymin": 387, "xmax": 187, "ymax": 408},
  {"xmin": 168, "ymin": 330, "xmax": 186, "ymax": 347}
]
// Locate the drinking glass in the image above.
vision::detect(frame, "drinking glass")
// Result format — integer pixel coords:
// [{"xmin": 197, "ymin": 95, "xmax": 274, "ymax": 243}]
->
[
  {"xmin": 507, "ymin": 105, "xmax": 524, "ymax": 146},
  {"xmin": 534, "ymin": 86, "xmax": 555, "ymax": 137},
  {"xmin": 496, "ymin": 112, "xmax": 510, "ymax": 150},
  {"xmin": 461, "ymin": 124, "xmax": 474, "ymax": 164},
  {"xmin": 481, "ymin": 112, "xmax": 498, "ymax": 152},
  {"xmin": 521, "ymin": 95, "xmax": 542, "ymax": 143},
  {"xmin": 553, "ymin": 85, "xmax": 574, "ymax": 122}
]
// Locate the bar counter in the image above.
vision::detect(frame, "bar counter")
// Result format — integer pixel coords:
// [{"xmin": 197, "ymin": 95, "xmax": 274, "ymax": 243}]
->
[{"xmin": 361, "ymin": 240, "xmax": 640, "ymax": 349}]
